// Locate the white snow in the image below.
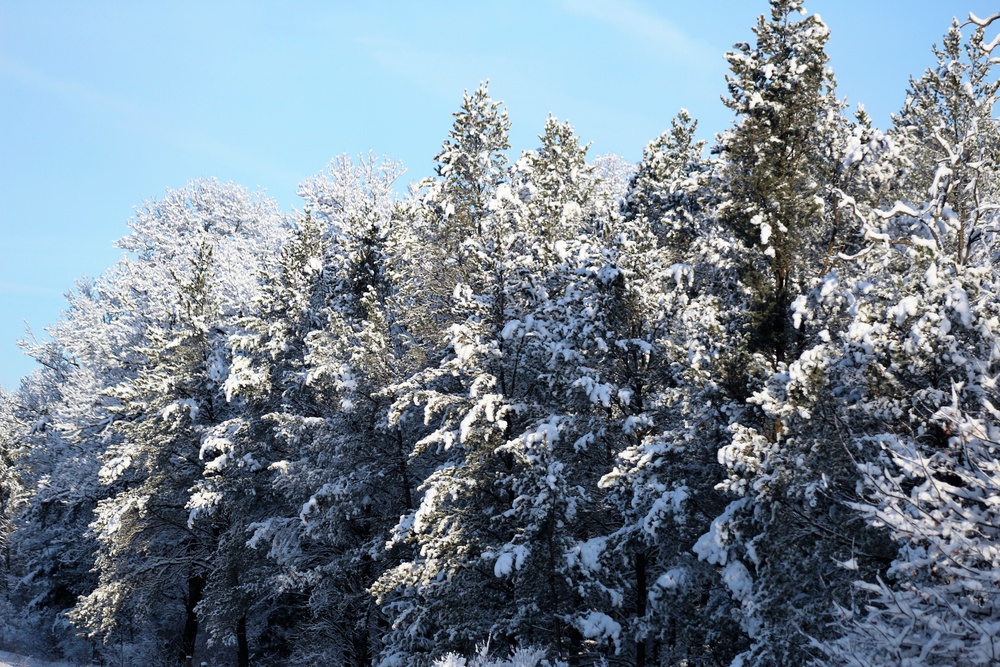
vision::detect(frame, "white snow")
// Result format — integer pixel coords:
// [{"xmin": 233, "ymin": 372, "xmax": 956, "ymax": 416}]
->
[
  {"xmin": 0, "ymin": 651, "xmax": 79, "ymax": 667},
  {"xmin": 891, "ymin": 295, "xmax": 920, "ymax": 325},
  {"xmin": 654, "ymin": 567, "xmax": 689, "ymax": 592},
  {"xmin": 575, "ymin": 611, "xmax": 621, "ymax": 644},
  {"xmin": 566, "ymin": 536, "xmax": 606, "ymax": 573},
  {"xmin": 722, "ymin": 560, "xmax": 753, "ymax": 601},
  {"xmin": 493, "ymin": 545, "xmax": 529, "ymax": 577},
  {"xmin": 759, "ymin": 222, "xmax": 772, "ymax": 245},
  {"xmin": 500, "ymin": 320, "xmax": 522, "ymax": 340}
]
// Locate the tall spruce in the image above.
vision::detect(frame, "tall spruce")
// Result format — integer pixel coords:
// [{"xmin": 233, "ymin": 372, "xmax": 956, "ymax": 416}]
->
[
  {"xmin": 716, "ymin": 0, "xmax": 843, "ymax": 362},
  {"xmin": 702, "ymin": 2, "xmax": 874, "ymax": 664}
]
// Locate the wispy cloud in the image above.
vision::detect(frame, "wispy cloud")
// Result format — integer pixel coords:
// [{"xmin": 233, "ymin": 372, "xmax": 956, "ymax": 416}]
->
[
  {"xmin": 0, "ymin": 56, "xmax": 300, "ymax": 186},
  {"xmin": 352, "ymin": 33, "xmax": 496, "ymax": 103},
  {"xmin": 0, "ymin": 56, "xmax": 138, "ymax": 118},
  {"xmin": 561, "ymin": 0, "xmax": 716, "ymax": 65},
  {"xmin": 0, "ymin": 281, "xmax": 63, "ymax": 297}
]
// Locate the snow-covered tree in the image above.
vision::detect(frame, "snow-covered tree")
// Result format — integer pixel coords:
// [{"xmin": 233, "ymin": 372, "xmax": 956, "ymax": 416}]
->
[
  {"xmin": 238, "ymin": 154, "xmax": 417, "ymax": 666},
  {"xmin": 562, "ymin": 121, "xmax": 747, "ymax": 665},
  {"xmin": 0, "ymin": 389, "xmax": 24, "ymax": 640},
  {"xmin": 374, "ymin": 109, "xmax": 622, "ymax": 664},
  {"xmin": 373, "ymin": 182, "xmax": 542, "ymax": 664},
  {"xmin": 191, "ymin": 213, "xmax": 330, "ymax": 666},
  {"xmin": 423, "ymin": 82, "xmax": 511, "ymax": 258},
  {"xmin": 624, "ymin": 109, "xmax": 709, "ymax": 253},
  {"xmin": 6, "ymin": 275, "xmax": 148, "ymax": 661},
  {"xmin": 816, "ymin": 15, "xmax": 1000, "ymax": 665},
  {"xmin": 698, "ymin": 2, "xmax": 888, "ymax": 664},
  {"xmin": 588, "ymin": 153, "xmax": 635, "ymax": 221},
  {"xmin": 516, "ymin": 115, "xmax": 594, "ymax": 242},
  {"xmin": 70, "ymin": 245, "xmax": 233, "ymax": 663},
  {"xmin": 401, "ymin": 84, "xmax": 513, "ymax": 358},
  {"xmin": 716, "ymin": 0, "xmax": 845, "ymax": 361},
  {"xmin": 61, "ymin": 181, "xmax": 282, "ymax": 665}
]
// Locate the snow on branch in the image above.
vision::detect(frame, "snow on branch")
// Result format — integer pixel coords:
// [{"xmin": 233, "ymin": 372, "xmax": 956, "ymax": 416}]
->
[
  {"xmin": 968, "ymin": 12, "xmax": 1000, "ymax": 28},
  {"xmin": 968, "ymin": 13, "xmax": 1000, "ymax": 54}
]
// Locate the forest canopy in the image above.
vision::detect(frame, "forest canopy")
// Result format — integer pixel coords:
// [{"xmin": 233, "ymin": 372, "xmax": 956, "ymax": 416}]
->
[{"xmin": 2, "ymin": 2, "xmax": 1000, "ymax": 666}]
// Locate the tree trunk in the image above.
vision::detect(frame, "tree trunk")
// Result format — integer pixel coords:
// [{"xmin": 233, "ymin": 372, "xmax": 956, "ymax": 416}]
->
[
  {"xmin": 635, "ymin": 551, "xmax": 647, "ymax": 667},
  {"xmin": 396, "ymin": 428, "xmax": 413, "ymax": 511},
  {"xmin": 237, "ymin": 615, "xmax": 249, "ymax": 667},
  {"xmin": 180, "ymin": 574, "xmax": 205, "ymax": 666}
]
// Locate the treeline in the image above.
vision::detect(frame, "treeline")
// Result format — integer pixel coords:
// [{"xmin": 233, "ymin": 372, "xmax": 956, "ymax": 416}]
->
[{"xmin": 2, "ymin": 2, "xmax": 1000, "ymax": 665}]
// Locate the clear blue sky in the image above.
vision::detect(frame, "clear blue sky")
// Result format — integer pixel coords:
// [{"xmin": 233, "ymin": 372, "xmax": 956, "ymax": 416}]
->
[{"xmin": 1, "ymin": 1, "xmax": 994, "ymax": 390}]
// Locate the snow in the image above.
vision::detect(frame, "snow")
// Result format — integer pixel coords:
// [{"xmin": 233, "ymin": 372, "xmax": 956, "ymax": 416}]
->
[
  {"xmin": 759, "ymin": 222, "xmax": 772, "ymax": 245},
  {"xmin": 694, "ymin": 498, "xmax": 748, "ymax": 565},
  {"xmin": 949, "ymin": 286, "xmax": 972, "ymax": 327},
  {"xmin": 500, "ymin": 320, "xmax": 522, "ymax": 340},
  {"xmin": 494, "ymin": 551, "xmax": 515, "ymax": 577},
  {"xmin": 722, "ymin": 560, "xmax": 753, "ymax": 601},
  {"xmin": 891, "ymin": 295, "xmax": 920, "ymax": 325},
  {"xmin": 493, "ymin": 545, "xmax": 529, "ymax": 577},
  {"xmin": 791, "ymin": 294, "xmax": 808, "ymax": 329},
  {"xmin": 0, "ymin": 651, "xmax": 79, "ymax": 667},
  {"xmin": 835, "ymin": 557, "xmax": 859, "ymax": 571},
  {"xmin": 566, "ymin": 537, "xmax": 606, "ymax": 573},
  {"xmin": 575, "ymin": 611, "xmax": 621, "ymax": 644},
  {"xmin": 654, "ymin": 567, "xmax": 689, "ymax": 592}
]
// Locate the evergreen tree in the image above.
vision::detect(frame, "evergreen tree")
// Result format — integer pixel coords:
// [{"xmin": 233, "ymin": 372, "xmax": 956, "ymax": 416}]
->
[
  {"xmin": 516, "ymin": 115, "xmax": 594, "ymax": 242},
  {"xmin": 8, "ymin": 277, "xmax": 140, "ymax": 662},
  {"xmin": 241, "ymin": 155, "xmax": 416, "ymax": 666},
  {"xmin": 701, "ymin": 2, "xmax": 879, "ymax": 664},
  {"xmin": 375, "ymin": 115, "xmax": 607, "ymax": 666},
  {"xmin": 716, "ymin": 0, "xmax": 844, "ymax": 361},
  {"xmin": 818, "ymin": 16, "xmax": 1000, "ymax": 665},
  {"xmin": 196, "ymin": 209, "xmax": 332, "ymax": 667},
  {"xmin": 70, "ymin": 245, "xmax": 233, "ymax": 664},
  {"xmin": 424, "ymin": 82, "xmax": 511, "ymax": 250},
  {"xmin": 624, "ymin": 109, "xmax": 708, "ymax": 253},
  {"xmin": 409, "ymin": 83, "xmax": 512, "ymax": 346},
  {"xmin": 0, "ymin": 389, "xmax": 24, "ymax": 643},
  {"xmin": 65, "ymin": 180, "xmax": 282, "ymax": 664},
  {"xmin": 374, "ymin": 174, "xmax": 542, "ymax": 665},
  {"xmin": 582, "ymin": 127, "xmax": 747, "ymax": 666},
  {"xmin": 588, "ymin": 153, "xmax": 636, "ymax": 221}
]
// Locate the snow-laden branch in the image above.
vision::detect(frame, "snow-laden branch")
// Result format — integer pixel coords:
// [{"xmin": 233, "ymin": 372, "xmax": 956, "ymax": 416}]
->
[
  {"xmin": 967, "ymin": 13, "xmax": 1000, "ymax": 54},
  {"xmin": 968, "ymin": 12, "xmax": 1000, "ymax": 28}
]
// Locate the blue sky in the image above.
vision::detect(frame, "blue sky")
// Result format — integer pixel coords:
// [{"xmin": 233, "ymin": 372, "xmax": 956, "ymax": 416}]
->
[{"xmin": 1, "ymin": 0, "xmax": 995, "ymax": 390}]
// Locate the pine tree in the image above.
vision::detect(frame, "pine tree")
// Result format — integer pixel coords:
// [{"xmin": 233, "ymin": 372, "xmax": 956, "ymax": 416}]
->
[
  {"xmin": 425, "ymin": 82, "xmax": 511, "ymax": 248},
  {"xmin": 70, "ymin": 245, "xmax": 231, "ymax": 664},
  {"xmin": 201, "ymin": 155, "xmax": 419, "ymax": 665},
  {"xmin": 516, "ymin": 115, "xmax": 594, "ymax": 242},
  {"xmin": 716, "ymin": 0, "xmax": 844, "ymax": 362},
  {"xmin": 624, "ymin": 109, "xmax": 708, "ymax": 253},
  {"xmin": 701, "ymin": 2, "xmax": 881, "ymax": 664},
  {"xmin": 581, "ymin": 128, "xmax": 748, "ymax": 666},
  {"xmin": 409, "ymin": 83, "xmax": 512, "ymax": 345},
  {"xmin": 817, "ymin": 16, "xmax": 1000, "ymax": 665},
  {"xmin": 194, "ymin": 212, "xmax": 331, "ymax": 666},
  {"xmin": 373, "ymin": 177, "xmax": 540, "ymax": 665},
  {"xmin": 374, "ymin": 112, "xmax": 614, "ymax": 665}
]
